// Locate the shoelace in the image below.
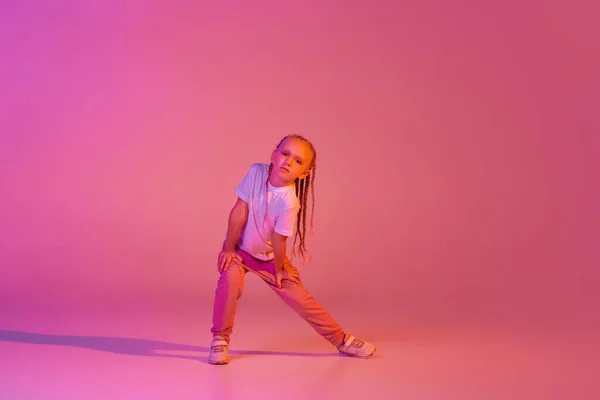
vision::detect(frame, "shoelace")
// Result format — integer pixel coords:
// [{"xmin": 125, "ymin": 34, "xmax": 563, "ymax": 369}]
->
[{"xmin": 212, "ymin": 344, "xmax": 227, "ymax": 353}]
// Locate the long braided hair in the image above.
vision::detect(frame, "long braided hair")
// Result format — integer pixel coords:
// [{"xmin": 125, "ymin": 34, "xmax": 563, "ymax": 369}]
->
[{"xmin": 265, "ymin": 134, "xmax": 317, "ymax": 263}]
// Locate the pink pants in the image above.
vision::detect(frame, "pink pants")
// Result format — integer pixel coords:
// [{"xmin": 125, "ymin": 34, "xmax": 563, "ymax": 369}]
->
[{"xmin": 210, "ymin": 248, "xmax": 345, "ymax": 347}]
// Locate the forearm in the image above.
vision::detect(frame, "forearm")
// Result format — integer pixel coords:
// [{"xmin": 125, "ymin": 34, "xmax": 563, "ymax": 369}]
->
[
  {"xmin": 273, "ymin": 247, "xmax": 286, "ymax": 270},
  {"xmin": 271, "ymin": 232, "xmax": 287, "ymax": 270},
  {"xmin": 223, "ymin": 205, "xmax": 247, "ymax": 252}
]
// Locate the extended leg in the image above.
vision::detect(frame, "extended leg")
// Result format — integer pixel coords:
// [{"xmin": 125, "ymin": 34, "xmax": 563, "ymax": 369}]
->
[
  {"xmin": 238, "ymin": 249, "xmax": 376, "ymax": 357},
  {"xmin": 270, "ymin": 277, "xmax": 346, "ymax": 347},
  {"xmin": 273, "ymin": 279, "xmax": 376, "ymax": 358},
  {"xmin": 236, "ymin": 250, "xmax": 345, "ymax": 346}
]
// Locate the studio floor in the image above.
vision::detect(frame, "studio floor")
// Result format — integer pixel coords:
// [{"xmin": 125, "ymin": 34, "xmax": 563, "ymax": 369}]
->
[{"xmin": 1, "ymin": 299, "xmax": 597, "ymax": 400}]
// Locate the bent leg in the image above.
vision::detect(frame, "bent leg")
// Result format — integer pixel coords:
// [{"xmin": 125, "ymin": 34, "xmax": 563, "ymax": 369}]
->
[{"xmin": 210, "ymin": 263, "xmax": 247, "ymax": 343}]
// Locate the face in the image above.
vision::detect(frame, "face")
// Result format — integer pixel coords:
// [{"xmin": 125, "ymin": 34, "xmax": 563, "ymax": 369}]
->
[{"xmin": 270, "ymin": 137, "xmax": 314, "ymax": 184}]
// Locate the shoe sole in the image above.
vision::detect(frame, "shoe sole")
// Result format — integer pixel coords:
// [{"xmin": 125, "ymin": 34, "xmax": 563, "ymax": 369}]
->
[{"xmin": 208, "ymin": 359, "xmax": 229, "ymax": 365}]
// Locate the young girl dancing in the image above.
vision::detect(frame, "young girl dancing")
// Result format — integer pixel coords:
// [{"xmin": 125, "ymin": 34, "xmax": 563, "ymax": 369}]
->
[{"xmin": 208, "ymin": 134, "xmax": 376, "ymax": 365}]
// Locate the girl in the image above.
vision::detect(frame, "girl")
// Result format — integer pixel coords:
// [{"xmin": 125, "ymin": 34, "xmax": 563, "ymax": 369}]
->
[{"xmin": 208, "ymin": 134, "xmax": 376, "ymax": 365}]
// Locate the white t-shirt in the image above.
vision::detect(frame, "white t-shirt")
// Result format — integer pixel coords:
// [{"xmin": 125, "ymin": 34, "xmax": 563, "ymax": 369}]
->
[{"xmin": 234, "ymin": 163, "xmax": 300, "ymax": 261}]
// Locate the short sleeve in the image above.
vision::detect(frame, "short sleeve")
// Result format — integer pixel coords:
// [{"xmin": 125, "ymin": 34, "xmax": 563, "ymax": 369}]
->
[
  {"xmin": 274, "ymin": 206, "xmax": 300, "ymax": 237},
  {"xmin": 234, "ymin": 164, "xmax": 258, "ymax": 202}
]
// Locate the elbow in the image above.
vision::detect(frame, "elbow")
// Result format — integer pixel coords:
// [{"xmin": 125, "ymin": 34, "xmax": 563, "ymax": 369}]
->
[{"xmin": 230, "ymin": 198, "xmax": 248, "ymax": 223}]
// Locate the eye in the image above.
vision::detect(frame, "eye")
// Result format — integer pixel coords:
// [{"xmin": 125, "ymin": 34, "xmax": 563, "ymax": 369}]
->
[
  {"xmin": 282, "ymin": 151, "xmax": 289, "ymax": 156},
  {"xmin": 296, "ymin": 159, "xmax": 302, "ymax": 164}
]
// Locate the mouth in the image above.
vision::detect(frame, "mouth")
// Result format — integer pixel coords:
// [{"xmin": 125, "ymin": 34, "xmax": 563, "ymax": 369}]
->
[{"xmin": 280, "ymin": 166, "xmax": 290, "ymax": 173}]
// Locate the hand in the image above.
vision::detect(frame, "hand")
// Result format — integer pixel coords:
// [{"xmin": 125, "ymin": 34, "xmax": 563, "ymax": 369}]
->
[
  {"xmin": 217, "ymin": 250, "xmax": 243, "ymax": 272},
  {"xmin": 275, "ymin": 265, "xmax": 284, "ymax": 289},
  {"xmin": 275, "ymin": 259, "xmax": 300, "ymax": 289}
]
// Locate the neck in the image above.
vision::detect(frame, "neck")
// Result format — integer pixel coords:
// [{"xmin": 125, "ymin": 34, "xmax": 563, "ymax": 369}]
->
[{"xmin": 269, "ymin": 175, "xmax": 294, "ymax": 188}]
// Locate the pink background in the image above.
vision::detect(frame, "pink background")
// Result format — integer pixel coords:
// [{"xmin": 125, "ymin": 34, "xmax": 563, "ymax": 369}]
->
[{"xmin": 1, "ymin": 1, "xmax": 599, "ymax": 398}]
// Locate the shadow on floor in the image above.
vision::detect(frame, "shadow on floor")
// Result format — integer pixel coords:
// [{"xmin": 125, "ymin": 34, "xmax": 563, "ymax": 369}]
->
[{"xmin": 0, "ymin": 329, "xmax": 339, "ymax": 363}]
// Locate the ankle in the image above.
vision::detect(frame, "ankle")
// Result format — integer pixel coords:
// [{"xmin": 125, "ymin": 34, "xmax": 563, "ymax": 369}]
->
[
  {"xmin": 335, "ymin": 332, "xmax": 348, "ymax": 348},
  {"xmin": 212, "ymin": 335, "xmax": 228, "ymax": 344}
]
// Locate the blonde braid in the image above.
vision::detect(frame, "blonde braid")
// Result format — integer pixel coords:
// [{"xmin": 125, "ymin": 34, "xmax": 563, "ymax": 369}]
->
[
  {"xmin": 307, "ymin": 168, "xmax": 315, "ymax": 235},
  {"xmin": 292, "ymin": 177, "xmax": 304, "ymax": 259},
  {"xmin": 302, "ymin": 175, "xmax": 308, "ymax": 247}
]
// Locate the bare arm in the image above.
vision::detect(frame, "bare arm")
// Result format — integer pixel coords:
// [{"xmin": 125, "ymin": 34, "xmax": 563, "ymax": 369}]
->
[{"xmin": 223, "ymin": 197, "xmax": 248, "ymax": 252}]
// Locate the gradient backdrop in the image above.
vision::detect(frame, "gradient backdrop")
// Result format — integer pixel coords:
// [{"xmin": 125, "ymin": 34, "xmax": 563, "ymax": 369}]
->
[{"xmin": 1, "ymin": 0, "xmax": 599, "ymax": 393}]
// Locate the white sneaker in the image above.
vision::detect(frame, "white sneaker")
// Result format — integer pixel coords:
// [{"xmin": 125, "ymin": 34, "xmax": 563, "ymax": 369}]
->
[
  {"xmin": 208, "ymin": 336, "xmax": 229, "ymax": 365},
  {"xmin": 337, "ymin": 333, "xmax": 376, "ymax": 358}
]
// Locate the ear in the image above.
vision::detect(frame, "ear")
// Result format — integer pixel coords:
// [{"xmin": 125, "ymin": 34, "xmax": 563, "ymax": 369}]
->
[
  {"xmin": 270, "ymin": 150, "xmax": 276, "ymax": 163},
  {"xmin": 299, "ymin": 169, "xmax": 311, "ymax": 180}
]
